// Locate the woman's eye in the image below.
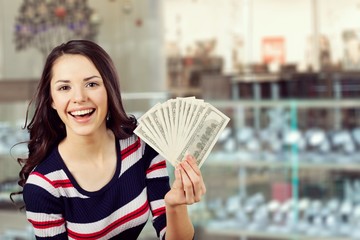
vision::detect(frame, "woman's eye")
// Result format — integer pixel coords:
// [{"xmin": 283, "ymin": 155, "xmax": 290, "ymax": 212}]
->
[
  {"xmin": 58, "ymin": 86, "xmax": 70, "ymax": 91},
  {"xmin": 86, "ymin": 82, "xmax": 99, "ymax": 88}
]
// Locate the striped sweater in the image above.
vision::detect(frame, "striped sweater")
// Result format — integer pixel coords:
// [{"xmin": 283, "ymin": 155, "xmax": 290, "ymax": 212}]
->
[{"xmin": 23, "ymin": 135, "xmax": 170, "ymax": 240}]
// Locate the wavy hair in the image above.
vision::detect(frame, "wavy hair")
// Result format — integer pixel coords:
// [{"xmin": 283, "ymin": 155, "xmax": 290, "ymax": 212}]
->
[{"xmin": 12, "ymin": 40, "xmax": 137, "ymax": 199}]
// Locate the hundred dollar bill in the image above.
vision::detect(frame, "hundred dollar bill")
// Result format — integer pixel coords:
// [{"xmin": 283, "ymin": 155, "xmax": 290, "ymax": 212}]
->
[
  {"xmin": 134, "ymin": 124, "xmax": 168, "ymax": 160},
  {"xmin": 146, "ymin": 108, "xmax": 168, "ymax": 147},
  {"xmin": 174, "ymin": 104, "xmax": 230, "ymax": 168},
  {"xmin": 168, "ymin": 99, "xmax": 178, "ymax": 149}
]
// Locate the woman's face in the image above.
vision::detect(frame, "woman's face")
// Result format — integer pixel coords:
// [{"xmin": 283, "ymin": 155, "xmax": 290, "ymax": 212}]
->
[{"xmin": 50, "ymin": 54, "xmax": 108, "ymax": 138}]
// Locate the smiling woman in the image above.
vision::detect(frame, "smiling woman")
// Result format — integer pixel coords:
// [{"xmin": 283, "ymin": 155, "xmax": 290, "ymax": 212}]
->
[
  {"xmin": 50, "ymin": 54, "xmax": 108, "ymax": 138},
  {"xmin": 11, "ymin": 40, "xmax": 206, "ymax": 240}
]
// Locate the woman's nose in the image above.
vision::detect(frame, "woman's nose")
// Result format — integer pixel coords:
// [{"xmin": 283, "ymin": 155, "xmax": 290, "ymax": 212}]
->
[{"xmin": 72, "ymin": 87, "xmax": 87, "ymax": 103}]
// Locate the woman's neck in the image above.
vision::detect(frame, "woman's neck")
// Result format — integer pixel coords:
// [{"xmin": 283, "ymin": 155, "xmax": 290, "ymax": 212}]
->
[{"xmin": 59, "ymin": 128, "xmax": 115, "ymax": 164}]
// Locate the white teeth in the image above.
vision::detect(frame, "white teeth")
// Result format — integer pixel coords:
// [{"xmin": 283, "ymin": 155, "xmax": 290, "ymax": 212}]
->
[{"xmin": 71, "ymin": 109, "xmax": 94, "ymax": 116}]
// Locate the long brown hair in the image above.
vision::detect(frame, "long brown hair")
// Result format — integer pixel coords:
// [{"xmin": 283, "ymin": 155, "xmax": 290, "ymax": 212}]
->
[{"xmin": 12, "ymin": 40, "xmax": 137, "ymax": 196}]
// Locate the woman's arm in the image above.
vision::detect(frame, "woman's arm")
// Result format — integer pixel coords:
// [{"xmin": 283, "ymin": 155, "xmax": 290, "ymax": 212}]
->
[
  {"xmin": 23, "ymin": 173, "xmax": 67, "ymax": 239},
  {"xmin": 164, "ymin": 155, "xmax": 206, "ymax": 240}
]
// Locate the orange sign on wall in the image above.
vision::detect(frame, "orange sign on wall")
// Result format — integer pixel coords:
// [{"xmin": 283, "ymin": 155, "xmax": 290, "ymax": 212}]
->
[{"xmin": 262, "ymin": 37, "xmax": 285, "ymax": 64}]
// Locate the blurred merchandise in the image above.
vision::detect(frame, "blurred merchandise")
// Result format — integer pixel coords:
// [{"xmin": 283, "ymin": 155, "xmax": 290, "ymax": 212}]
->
[
  {"xmin": 14, "ymin": 0, "xmax": 100, "ymax": 57},
  {"xmin": 343, "ymin": 29, "xmax": 360, "ymax": 71}
]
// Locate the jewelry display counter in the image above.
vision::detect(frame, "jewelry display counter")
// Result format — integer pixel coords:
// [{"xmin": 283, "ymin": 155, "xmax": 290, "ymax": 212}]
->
[{"xmin": 197, "ymin": 99, "xmax": 360, "ymax": 240}]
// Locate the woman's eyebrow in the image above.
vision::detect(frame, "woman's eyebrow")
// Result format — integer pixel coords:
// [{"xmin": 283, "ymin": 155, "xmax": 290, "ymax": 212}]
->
[
  {"xmin": 84, "ymin": 75, "xmax": 101, "ymax": 81},
  {"xmin": 54, "ymin": 79, "xmax": 70, "ymax": 84},
  {"xmin": 54, "ymin": 76, "xmax": 101, "ymax": 84}
]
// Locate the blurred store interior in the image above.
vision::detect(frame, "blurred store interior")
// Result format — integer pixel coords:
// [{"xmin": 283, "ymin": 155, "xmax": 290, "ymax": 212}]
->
[{"xmin": 1, "ymin": 0, "xmax": 360, "ymax": 239}]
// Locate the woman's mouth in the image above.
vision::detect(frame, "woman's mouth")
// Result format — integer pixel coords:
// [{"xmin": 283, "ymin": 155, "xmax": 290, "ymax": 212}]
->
[{"xmin": 69, "ymin": 109, "xmax": 95, "ymax": 119}]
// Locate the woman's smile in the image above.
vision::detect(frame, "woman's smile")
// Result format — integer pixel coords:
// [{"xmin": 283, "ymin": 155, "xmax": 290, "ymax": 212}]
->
[{"xmin": 69, "ymin": 108, "xmax": 96, "ymax": 122}]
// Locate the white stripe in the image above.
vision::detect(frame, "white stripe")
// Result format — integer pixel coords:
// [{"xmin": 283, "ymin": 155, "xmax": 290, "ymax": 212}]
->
[
  {"xmin": 151, "ymin": 154, "xmax": 165, "ymax": 165},
  {"xmin": 26, "ymin": 172, "xmax": 88, "ymax": 199},
  {"xmin": 160, "ymin": 226, "xmax": 166, "ymax": 240},
  {"xmin": 147, "ymin": 167, "xmax": 168, "ymax": 179},
  {"xmin": 150, "ymin": 199, "xmax": 165, "ymax": 220},
  {"xmin": 46, "ymin": 169, "xmax": 68, "ymax": 181},
  {"xmin": 67, "ymin": 188, "xmax": 149, "ymax": 239},
  {"xmin": 34, "ymin": 225, "xmax": 66, "ymax": 238},
  {"xmin": 26, "ymin": 174, "xmax": 60, "ymax": 198},
  {"xmin": 58, "ymin": 187, "xmax": 89, "ymax": 198},
  {"xmin": 26, "ymin": 211, "xmax": 63, "ymax": 222},
  {"xmin": 26, "ymin": 211, "xmax": 66, "ymax": 238},
  {"xmin": 147, "ymin": 155, "xmax": 168, "ymax": 179},
  {"xmin": 46, "ymin": 170, "xmax": 88, "ymax": 198},
  {"xmin": 150, "ymin": 199, "xmax": 165, "ymax": 211},
  {"xmin": 119, "ymin": 136, "xmax": 145, "ymax": 176}
]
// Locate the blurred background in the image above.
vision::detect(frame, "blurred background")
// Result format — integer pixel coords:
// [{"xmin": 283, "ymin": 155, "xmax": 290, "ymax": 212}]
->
[{"xmin": 1, "ymin": 0, "xmax": 360, "ymax": 239}]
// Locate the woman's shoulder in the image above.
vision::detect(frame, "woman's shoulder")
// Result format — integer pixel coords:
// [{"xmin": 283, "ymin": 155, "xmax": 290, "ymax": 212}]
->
[
  {"xmin": 118, "ymin": 133, "xmax": 159, "ymax": 156},
  {"xmin": 23, "ymin": 146, "xmax": 73, "ymax": 199},
  {"xmin": 118, "ymin": 133, "xmax": 142, "ymax": 151},
  {"xmin": 25, "ymin": 146, "xmax": 66, "ymax": 191},
  {"xmin": 30, "ymin": 146, "xmax": 63, "ymax": 175}
]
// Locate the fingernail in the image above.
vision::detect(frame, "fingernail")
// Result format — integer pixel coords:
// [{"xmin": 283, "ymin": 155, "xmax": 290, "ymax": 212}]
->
[{"xmin": 188, "ymin": 155, "xmax": 195, "ymax": 162}]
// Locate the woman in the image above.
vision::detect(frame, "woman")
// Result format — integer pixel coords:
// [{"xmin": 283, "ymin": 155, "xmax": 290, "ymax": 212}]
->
[{"xmin": 14, "ymin": 40, "xmax": 206, "ymax": 239}]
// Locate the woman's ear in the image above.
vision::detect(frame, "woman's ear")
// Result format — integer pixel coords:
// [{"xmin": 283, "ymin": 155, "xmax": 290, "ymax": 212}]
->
[{"xmin": 51, "ymin": 102, "xmax": 56, "ymax": 110}]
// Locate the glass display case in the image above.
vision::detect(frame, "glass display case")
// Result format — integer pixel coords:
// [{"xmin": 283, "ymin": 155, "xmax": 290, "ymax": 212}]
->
[{"xmin": 196, "ymin": 98, "xmax": 360, "ymax": 240}]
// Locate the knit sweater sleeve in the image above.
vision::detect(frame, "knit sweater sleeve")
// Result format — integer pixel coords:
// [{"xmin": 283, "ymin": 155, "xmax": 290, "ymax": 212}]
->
[
  {"xmin": 144, "ymin": 144, "xmax": 171, "ymax": 240},
  {"xmin": 23, "ymin": 172, "xmax": 67, "ymax": 239}
]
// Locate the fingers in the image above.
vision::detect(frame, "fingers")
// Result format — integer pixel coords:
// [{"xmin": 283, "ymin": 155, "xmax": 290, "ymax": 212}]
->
[
  {"xmin": 171, "ymin": 166, "xmax": 183, "ymax": 190},
  {"xmin": 179, "ymin": 155, "xmax": 206, "ymax": 203}
]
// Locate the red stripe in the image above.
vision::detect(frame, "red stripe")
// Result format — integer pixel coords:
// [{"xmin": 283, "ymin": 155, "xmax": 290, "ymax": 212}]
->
[
  {"xmin": 53, "ymin": 179, "xmax": 72, "ymax": 188},
  {"xmin": 121, "ymin": 137, "xmax": 141, "ymax": 160},
  {"xmin": 152, "ymin": 206, "xmax": 165, "ymax": 217},
  {"xmin": 29, "ymin": 218, "xmax": 65, "ymax": 229},
  {"xmin": 31, "ymin": 172, "xmax": 73, "ymax": 188},
  {"xmin": 146, "ymin": 160, "xmax": 166, "ymax": 174},
  {"xmin": 68, "ymin": 201, "xmax": 150, "ymax": 239}
]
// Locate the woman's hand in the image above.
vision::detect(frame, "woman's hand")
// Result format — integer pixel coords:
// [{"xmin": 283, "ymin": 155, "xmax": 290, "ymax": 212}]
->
[{"xmin": 164, "ymin": 155, "xmax": 206, "ymax": 207}]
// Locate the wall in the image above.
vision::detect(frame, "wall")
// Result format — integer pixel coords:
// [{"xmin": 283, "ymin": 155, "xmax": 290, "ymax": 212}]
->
[
  {"xmin": 251, "ymin": 0, "xmax": 313, "ymax": 65},
  {"xmin": 163, "ymin": 0, "xmax": 314, "ymax": 71},
  {"xmin": 0, "ymin": 0, "xmax": 44, "ymax": 78},
  {"xmin": 318, "ymin": 0, "xmax": 360, "ymax": 64},
  {"xmin": 2, "ymin": 1, "xmax": 360, "ymax": 86},
  {"xmin": 0, "ymin": 1, "xmax": 3, "ymax": 79},
  {"xmin": 163, "ymin": 0, "xmax": 360, "ymax": 72},
  {"xmin": 89, "ymin": 0, "xmax": 166, "ymax": 92},
  {"xmin": 0, "ymin": 0, "xmax": 165, "ymax": 92}
]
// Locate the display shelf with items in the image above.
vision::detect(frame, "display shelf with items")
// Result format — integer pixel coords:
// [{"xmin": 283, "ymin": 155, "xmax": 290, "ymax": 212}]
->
[
  {"xmin": 198, "ymin": 98, "xmax": 360, "ymax": 240},
  {"xmin": 166, "ymin": 39, "xmax": 224, "ymax": 99},
  {"xmin": 166, "ymin": 56, "xmax": 223, "ymax": 98},
  {"xmin": 229, "ymin": 70, "xmax": 360, "ymax": 100}
]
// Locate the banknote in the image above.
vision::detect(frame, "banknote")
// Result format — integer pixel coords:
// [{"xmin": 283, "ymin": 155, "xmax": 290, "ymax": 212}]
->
[
  {"xmin": 134, "ymin": 97, "xmax": 230, "ymax": 167},
  {"xmin": 174, "ymin": 104, "xmax": 230, "ymax": 168}
]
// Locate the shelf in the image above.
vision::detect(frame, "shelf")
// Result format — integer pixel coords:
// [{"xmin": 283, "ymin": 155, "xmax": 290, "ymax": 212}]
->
[
  {"xmin": 208, "ymin": 99, "xmax": 360, "ymax": 109},
  {"xmin": 204, "ymin": 227, "xmax": 350, "ymax": 240},
  {"xmin": 169, "ymin": 87, "xmax": 202, "ymax": 96},
  {"xmin": 231, "ymin": 73, "xmax": 282, "ymax": 83},
  {"xmin": 207, "ymin": 152, "xmax": 360, "ymax": 171},
  {"xmin": 0, "ymin": 79, "xmax": 38, "ymax": 102}
]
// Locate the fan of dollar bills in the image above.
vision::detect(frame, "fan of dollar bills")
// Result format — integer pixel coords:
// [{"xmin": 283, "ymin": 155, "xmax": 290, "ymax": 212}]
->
[{"xmin": 134, "ymin": 97, "xmax": 230, "ymax": 168}]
